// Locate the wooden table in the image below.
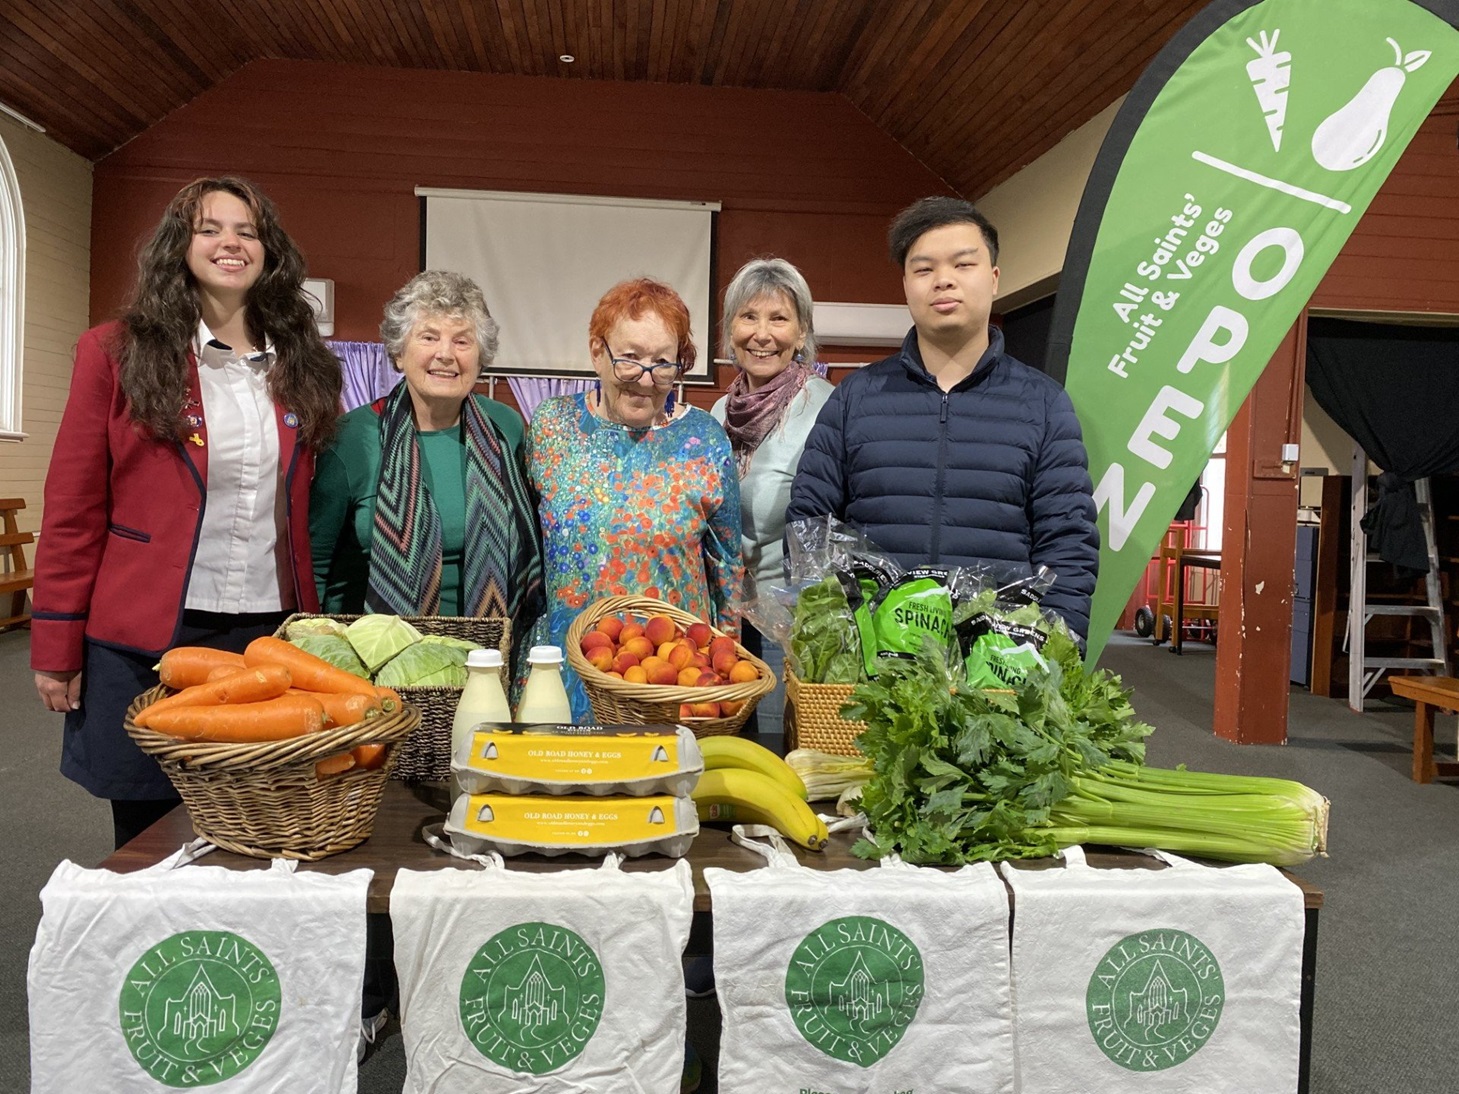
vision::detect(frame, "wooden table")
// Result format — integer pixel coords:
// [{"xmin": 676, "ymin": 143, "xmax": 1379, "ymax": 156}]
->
[
  {"xmin": 1386, "ymin": 674, "xmax": 1459, "ymax": 783},
  {"xmin": 102, "ymin": 781, "xmax": 1323, "ymax": 1093},
  {"xmin": 1160, "ymin": 545, "xmax": 1222, "ymax": 654}
]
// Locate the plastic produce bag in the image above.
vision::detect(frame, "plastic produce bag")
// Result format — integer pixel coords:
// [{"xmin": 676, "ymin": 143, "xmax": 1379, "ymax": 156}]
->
[
  {"xmin": 391, "ymin": 851, "xmax": 694, "ymax": 1093},
  {"xmin": 1000, "ymin": 847, "xmax": 1304, "ymax": 1093},
  {"xmin": 706, "ymin": 828, "xmax": 1015, "ymax": 1093},
  {"xmin": 28, "ymin": 843, "xmax": 371, "ymax": 1093}
]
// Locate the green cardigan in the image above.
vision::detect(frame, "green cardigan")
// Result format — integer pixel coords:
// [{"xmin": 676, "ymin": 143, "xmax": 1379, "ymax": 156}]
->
[{"xmin": 309, "ymin": 393, "xmax": 529, "ymax": 613}]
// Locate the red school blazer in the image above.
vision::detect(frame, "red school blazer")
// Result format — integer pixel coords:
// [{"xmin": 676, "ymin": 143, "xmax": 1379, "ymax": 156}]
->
[{"xmin": 30, "ymin": 322, "xmax": 321, "ymax": 672}]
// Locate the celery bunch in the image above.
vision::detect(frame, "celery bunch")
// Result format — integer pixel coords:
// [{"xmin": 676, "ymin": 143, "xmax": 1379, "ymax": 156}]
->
[
  {"xmin": 847, "ymin": 631, "xmax": 1330, "ymax": 867},
  {"xmin": 1042, "ymin": 761, "xmax": 1329, "ymax": 867}
]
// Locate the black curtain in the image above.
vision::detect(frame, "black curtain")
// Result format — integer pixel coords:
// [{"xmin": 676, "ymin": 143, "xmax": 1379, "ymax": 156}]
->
[{"xmin": 1306, "ymin": 319, "xmax": 1459, "ymax": 573}]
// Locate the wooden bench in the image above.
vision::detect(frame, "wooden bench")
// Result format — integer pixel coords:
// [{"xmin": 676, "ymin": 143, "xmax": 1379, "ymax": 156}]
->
[
  {"xmin": 1386, "ymin": 674, "xmax": 1459, "ymax": 783},
  {"xmin": 0, "ymin": 497, "xmax": 34, "ymax": 631}
]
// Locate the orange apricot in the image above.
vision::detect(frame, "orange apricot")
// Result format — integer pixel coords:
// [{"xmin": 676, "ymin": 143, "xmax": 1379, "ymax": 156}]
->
[
  {"xmin": 685, "ymin": 622, "xmax": 713, "ymax": 650},
  {"xmin": 646, "ymin": 661, "xmax": 680, "ymax": 686},
  {"xmin": 621, "ymin": 636, "xmax": 655, "ymax": 660},
  {"xmin": 580, "ymin": 630, "xmax": 613, "ymax": 654},
  {"xmin": 611, "ymin": 651, "xmax": 641, "ymax": 675},
  {"xmin": 595, "ymin": 616, "xmax": 625, "ymax": 641},
  {"xmin": 727, "ymin": 660, "xmax": 760, "ymax": 684},
  {"xmin": 623, "ymin": 665, "xmax": 649, "ymax": 685},
  {"xmin": 677, "ymin": 666, "xmax": 705, "ymax": 687},
  {"xmin": 667, "ymin": 642, "xmax": 695, "ymax": 670},
  {"xmin": 620, "ymin": 621, "xmax": 646, "ymax": 643},
  {"xmin": 644, "ymin": 614, "xmax": 678, "ymax": 647},
  {"xmin": 712, "ymin": 649, "xmax": 740, "ymax": 677},
  {"xmin": 586, "ymin": 647, "xmax": 615, "ymax": 672}
]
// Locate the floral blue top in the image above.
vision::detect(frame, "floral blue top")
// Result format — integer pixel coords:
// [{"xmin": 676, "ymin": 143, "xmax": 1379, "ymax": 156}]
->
[{"xmin": 527, "ymin": 393, "xmax": 743, "ymax": 719}]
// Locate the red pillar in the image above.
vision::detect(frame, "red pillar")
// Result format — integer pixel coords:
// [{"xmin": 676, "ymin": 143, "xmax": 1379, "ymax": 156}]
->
[{"xmin": 1212, "ymin": 318, "xmax": 1306, "ymax": 744}]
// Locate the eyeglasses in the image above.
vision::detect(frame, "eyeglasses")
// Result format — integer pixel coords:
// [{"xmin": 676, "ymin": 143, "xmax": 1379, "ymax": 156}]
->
[{"xmin": 604, "ymin": 342, "xmax": 685, "ymax": 386}]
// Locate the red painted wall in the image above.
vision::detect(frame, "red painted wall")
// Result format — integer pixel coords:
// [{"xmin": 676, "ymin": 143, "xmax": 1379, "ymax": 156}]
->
[
  {"xmin": 91, "ymin": 59, "xmax": 952, "ymax": 409},
  {"xmin": 1313, "ymin": 86, "xmax": 1459, "ymax": 313}
]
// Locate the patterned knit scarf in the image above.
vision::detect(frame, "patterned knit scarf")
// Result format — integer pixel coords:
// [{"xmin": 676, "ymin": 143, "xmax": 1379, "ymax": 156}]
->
[
  {"xmin": 721, "ymin": 362, "xmax": 810, "ymax": 475},
  {"xmin": 367, "ymin": 383, "xmax": 544, "ymax": 627}
]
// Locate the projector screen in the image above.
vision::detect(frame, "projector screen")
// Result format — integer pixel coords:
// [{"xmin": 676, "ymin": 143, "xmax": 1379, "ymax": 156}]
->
[{"xmin": 418, "ymin": 188, "xmax": 719, "ymax": 380}]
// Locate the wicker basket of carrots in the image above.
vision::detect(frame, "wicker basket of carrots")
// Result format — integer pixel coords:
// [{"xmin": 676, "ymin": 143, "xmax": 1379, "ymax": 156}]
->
[{"xmin": 124, "ymin": 638, "xmax": 419, "ymax": 861}]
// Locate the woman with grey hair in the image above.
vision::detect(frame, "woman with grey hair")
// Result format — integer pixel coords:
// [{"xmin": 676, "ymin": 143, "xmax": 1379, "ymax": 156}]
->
[
  {"xmin": 310, "ymin": 269, "xmax": 543, "ymax": 626},
  {"xmin": 711, "ymin": 257, "xmax": 833, "ymax": 738}
]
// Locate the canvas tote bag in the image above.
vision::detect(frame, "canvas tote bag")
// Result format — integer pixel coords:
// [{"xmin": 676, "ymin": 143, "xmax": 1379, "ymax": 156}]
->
[
  {"xmin": 1001, "ymin": 846, "xmax": 1305, "ymax": 1093},
  {"xmin": 391, "ymin": 843, "xmax": 694, "ymax": 1094},
  {"xmin": 706, "ymin": 826, "xmax": 1016, "ymax": 1093},
  {"xmin": 29, "ymin": 841, "xmax": 372, "ymax": 1093}
]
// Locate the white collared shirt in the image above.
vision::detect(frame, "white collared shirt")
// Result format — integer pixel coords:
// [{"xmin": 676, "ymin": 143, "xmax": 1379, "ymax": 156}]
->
[{"xmin": 184, "ymin": 320, "xmax": 293, "ymax": 613}]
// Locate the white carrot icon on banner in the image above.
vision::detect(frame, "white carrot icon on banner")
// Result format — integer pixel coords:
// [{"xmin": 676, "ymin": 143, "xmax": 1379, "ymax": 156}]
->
[
  {"xmin": 1245, "ymin": 30, "xmax": 1291, "ymax": 151},
  {"xmin": 1311, "ymin": 37, "xmax": 1431, "ymax": 171}
]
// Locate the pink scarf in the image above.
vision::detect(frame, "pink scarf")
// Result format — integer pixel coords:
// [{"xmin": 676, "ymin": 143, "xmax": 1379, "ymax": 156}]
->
[{"xmin": 721, "ymin": 362, "xmax": 810, "ymax": 475}]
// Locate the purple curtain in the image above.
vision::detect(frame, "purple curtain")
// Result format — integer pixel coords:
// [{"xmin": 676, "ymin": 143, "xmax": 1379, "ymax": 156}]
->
[
  {"xmin": 506, "ymin": 376, "xmax": 596, "ymax": 421},
  {"xmin": 328, "ymin": 341, "xmax": 399, "ymax": 411}
]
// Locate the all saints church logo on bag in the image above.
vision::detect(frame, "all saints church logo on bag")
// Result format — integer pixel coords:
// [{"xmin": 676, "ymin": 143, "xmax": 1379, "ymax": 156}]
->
[
  {"xmin": 1084, "ymin": 927, "xmax": 1226, "ymax": 1072},
  {"xmin": 458, "ymin": 921, "xmax": 606, "ymax": 1075},
  {"xmin": 784, "ymin": 915, "xmax": 926, "ymax": 1068},
  {"xmin": 117, "ymin": 930, "xmax": 281, "ymax": 1087}
]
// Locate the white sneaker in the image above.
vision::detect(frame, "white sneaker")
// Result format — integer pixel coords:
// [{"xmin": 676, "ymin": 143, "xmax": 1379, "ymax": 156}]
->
[{"xmin": 357, "ymin": 1008, "xmax": 389, "ymax": 1063}]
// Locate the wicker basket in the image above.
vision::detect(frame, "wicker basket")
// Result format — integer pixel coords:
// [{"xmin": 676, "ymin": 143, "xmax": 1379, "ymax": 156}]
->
[
  {"xmin": 784, "ymin": 668, "xmax": 867, "ymax": 756},
  {"xmin": 564, "ymin": 594, "xmax": 775, "ymax": 738},
  {"xmin": 274, "ymin": 613, "xmax": 510, "ymax": 783},
  {"xmin": 125, "ymin": 686, "xmax": 420, "ymax": 860}
]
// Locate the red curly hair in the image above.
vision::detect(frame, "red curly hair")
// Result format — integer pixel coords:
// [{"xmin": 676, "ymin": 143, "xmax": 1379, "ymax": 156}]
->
[{"xmin": 588, "ymin": 278, "xmax": 698, "ymax": 373}]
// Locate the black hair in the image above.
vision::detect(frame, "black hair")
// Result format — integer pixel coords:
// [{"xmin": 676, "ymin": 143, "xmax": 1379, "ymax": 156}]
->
[{"xmin": 888, "ymin": 196, "xmax": 1000, "ymax": 268}]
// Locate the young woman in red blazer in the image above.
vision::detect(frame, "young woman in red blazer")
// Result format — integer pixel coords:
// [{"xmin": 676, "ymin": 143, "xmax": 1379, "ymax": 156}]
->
[{"xmin": 31, "ymin": 177, "xmax": 342, "ymax": 848}]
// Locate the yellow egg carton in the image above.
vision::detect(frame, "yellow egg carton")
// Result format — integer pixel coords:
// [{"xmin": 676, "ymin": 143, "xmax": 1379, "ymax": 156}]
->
[
  {"xmin": 452, "ymin": 722, "xmax": 703, "ymax": 797},
  {"xmin": 444, "ymin": 792, "xmax": 698, "ymax": 858}
]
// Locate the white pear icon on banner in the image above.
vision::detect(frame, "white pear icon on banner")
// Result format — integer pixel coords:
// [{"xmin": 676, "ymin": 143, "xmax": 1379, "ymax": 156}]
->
[{"xmin": 1311, "ymin": 37, "xmax": 1431, "ymax": 171}]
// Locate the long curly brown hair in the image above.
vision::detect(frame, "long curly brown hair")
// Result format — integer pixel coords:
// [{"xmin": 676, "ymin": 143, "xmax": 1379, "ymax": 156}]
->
[{"xmin": 117, "ymin": 177, "xmax": 341, "ymax": 448}]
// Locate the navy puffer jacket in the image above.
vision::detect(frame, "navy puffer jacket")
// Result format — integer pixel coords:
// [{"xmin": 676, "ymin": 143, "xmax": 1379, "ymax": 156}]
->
[{"xmin": 786, "ymin": 327, "xmax": 1099, "ymax": 637}]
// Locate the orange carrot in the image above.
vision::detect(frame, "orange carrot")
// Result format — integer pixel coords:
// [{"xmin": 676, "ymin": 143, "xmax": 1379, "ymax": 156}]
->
[
  {"xmin": 156, "ymin": 647, "xmax": 247, "ymax": 689},
  {"xmin": 205, "ymin": 664, "xmax": 240, "ymax": 683},
  {"xmin": 315, "ymin": 751, "xmax": 357, "ymax": 779},
  {"xmin": 143, "ymin": 694, "xmax": 325, "ymax": 741},
  {"xmin": 287, "ymin": 689, "xmax": 382, "ymax": 728},
  {"xmin": 136, "ymin": 665, "xmax": 293, "ymax": 728},
  {"xmin": 244, "ymin": 637, "xmax": 379, "ymax": 699},
  {"xmin": 351, "ymin": 743, "xmax": 389, "ymax": 770}
]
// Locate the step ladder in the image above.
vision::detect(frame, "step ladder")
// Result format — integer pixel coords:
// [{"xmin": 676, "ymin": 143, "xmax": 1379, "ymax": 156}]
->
[{"xmin": 1346, "ymin": 447, "xmax": 1452, "ymax": 712}]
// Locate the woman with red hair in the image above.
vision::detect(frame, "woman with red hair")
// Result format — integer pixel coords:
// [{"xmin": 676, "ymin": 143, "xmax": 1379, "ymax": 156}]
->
[{"xmin": 527, "ymin": 277, "xmax": 742, "ymax": 719}]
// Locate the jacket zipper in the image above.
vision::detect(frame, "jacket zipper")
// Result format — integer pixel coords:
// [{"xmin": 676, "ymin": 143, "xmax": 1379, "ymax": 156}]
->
[{"xmin": 930, "ymin": 391, "xmax": 950, "ymax": 562}]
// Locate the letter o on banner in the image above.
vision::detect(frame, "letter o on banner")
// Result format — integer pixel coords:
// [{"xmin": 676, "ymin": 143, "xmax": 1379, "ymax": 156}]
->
[{"xmin": 1232, "ymin": 227, "xmax": 1304, "ymax": 301}]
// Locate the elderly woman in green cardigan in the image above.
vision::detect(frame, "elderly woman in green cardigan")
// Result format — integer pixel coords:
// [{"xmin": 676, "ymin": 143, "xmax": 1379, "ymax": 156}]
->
[{"xmin": 309, "ymin": 270, "xmax": 543, "ymax": 635}]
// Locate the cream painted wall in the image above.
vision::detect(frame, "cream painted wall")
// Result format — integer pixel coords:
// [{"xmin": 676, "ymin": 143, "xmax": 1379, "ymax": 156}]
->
[
  {"xmin": 975, "ymin": 98, "xmax": 1122, "ymax": 312},
  {"xmin": 0, "ymin": 114, "xmax": 92, "ymax": 534},
  {"xmin": 974, "ymin": 100, "xmax": 1350, "ymax": 513}
]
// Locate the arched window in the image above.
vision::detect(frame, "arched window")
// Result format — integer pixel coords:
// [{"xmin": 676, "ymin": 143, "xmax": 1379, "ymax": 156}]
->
[{"xmin": 0, "ymin": 134, "xmax": 25, "ymax": 439}]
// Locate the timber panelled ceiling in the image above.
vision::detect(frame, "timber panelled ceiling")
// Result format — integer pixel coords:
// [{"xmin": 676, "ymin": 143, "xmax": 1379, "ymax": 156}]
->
[{"xmin": 1, "ymin": 0, "xmax": 1212, "ymax": 195}]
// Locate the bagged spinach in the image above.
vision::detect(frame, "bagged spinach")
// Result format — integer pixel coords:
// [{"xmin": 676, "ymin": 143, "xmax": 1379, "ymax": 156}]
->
[{"xmin": 956, "ymin": 567, "xmax": 1060, "ymax": 688}]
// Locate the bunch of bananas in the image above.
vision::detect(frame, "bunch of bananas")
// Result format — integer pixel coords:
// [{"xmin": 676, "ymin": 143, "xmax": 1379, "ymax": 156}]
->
[{"xmin": 691, "ymin": 736, "xmax": 829, "ymax": 851}]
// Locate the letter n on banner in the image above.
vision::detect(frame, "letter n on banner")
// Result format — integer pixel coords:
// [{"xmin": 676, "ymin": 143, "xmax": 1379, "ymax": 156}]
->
[{"xmin": 1045, "ymin": 0, "xmax": 1459, "ymax": 663}]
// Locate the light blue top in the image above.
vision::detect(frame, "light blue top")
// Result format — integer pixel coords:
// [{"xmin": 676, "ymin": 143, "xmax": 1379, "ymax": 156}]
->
[{"xmin": 712, "ymin": 376, "xmax": 835, "ymax": 595}]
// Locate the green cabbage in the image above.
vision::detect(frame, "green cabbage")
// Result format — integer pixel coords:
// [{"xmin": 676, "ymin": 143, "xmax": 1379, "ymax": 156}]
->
[
  {"xmin": 420, "ymin": 635, "xmax": 484, "ymax": 654},
  {"xmin": 285, "ymin": 617, "xmax": 348, "ymax": 640},
  {"xmin": 288, "ymin": 635, "xmax": 369, "ymax": 678},
  {"xmin": 346, "ymin": 614, "xmax": 424, "ymax": 672},
  {"xmin": 375, "ymin": 642, "xmax": 467, "ymax": 688}
]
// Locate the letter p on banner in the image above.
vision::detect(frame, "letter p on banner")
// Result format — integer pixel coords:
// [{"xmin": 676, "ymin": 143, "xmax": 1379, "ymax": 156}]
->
[{"xmin": 1045, "ymin": 0, "xmax": 1459, "ymax": 662}]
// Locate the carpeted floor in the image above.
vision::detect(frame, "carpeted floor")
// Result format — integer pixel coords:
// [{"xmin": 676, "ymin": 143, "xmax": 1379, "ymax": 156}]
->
[{"xmin": 3, "ymin": 627, "xmax": 1455, "ymax": 1092}]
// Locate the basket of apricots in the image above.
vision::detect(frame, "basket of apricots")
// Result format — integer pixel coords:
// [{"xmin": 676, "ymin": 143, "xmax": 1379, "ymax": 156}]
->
[{"xmin": 564, "ymin": 594, "xmax": 776, "ymax": 737}]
